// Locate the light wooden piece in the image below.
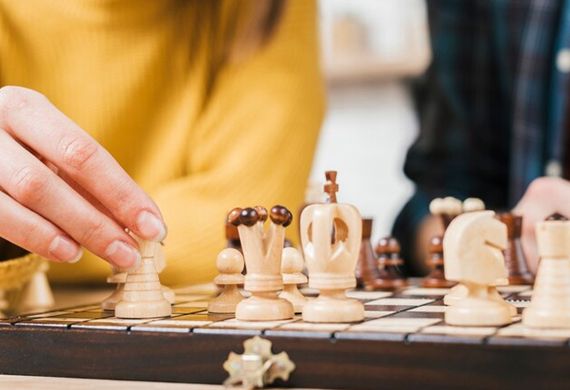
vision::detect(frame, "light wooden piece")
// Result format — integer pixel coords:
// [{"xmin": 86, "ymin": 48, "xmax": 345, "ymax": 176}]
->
[
  {"xmin": 462, "ymin": 198, "xmax": 485, "ymax": 213},
  {"xmin": 443, "ymin": 211, "xmax": 512, "ymax": 326},
  {"xmin": 101, "ymin": 269, "xmax": 127, "ymax": 311},
  {"xmin": 279, "ymin": 247, "xmax": 307, "ymax": 313},
  {"xmin": 151, "ymin": 242, "xmax": 176, "ymax": 304},
  {"xmin": 523, "ymin": 218, "xmax": 570, "ymax": 328},
  {"xmin": 208, "ymin": 248, "xmax": 245, "ymax": 314},
  {"xmin": 300, "ymin": 171, "xmax": 364, "ymax": 323},
  {"xmin": 115, "ymin": 240, "xmax": 171, "ymax": 319},
  {"xmin": 233, "ymin": 206, "xmax": 294, "ymax": 321},
  {"xmin": 17, "ymin": 262, "xmax": 54, "ymax": 312},
  {"xmin": 444, "ymin": 280, "xmax": 516, "ymax": 316}
]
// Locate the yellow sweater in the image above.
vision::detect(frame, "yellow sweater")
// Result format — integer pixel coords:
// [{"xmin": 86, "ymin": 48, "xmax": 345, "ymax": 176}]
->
[{"xmin": 0, "ymin": 0, "xmax": 325, "ymax": 285}]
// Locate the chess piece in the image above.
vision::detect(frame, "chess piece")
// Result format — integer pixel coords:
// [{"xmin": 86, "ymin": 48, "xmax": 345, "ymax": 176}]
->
[
  {"xmin": 151, "ymin": 243, "xmax": 176, "ymax": 304},
  {"xmin": 443, "ymin": 283, "xmax": 467, "ymax": 306},
  {"xmin": 301, "ymin": 171, "xmax": 364, "ymax": 323},
  {"xmin": 462, "ymin": 197, "xmax": 485, "ymax": 213},
  {"xmin": 115, "ymin": 239, "xmax": 172, "ymax": 319},
  {"xmin": 444, "ymin": 280, "xmax": 516, "ymax": 317},
  {"xmin": 523, "ymin": 214, "xmax": 570, "ymax": 328},
  {"xmin": 279, "ymin": 247, "xmax": 307, "ymax": 313},
  {"xmin": 496, "ymin": 212, "xmax": 534, "ymax": 285},
  {"xmin": 356, "ymin": 218, "xmax": 382, "ymax": 290},
  {"xmin": 373, "ymin": 237, "xmax": 408, "ymax": 290},
  {"xmin": 422, "ymin": 236, "xmax": 456, "ymax": 288},
  {"xmin": 226, "ymin": 221, "xmax": 242, "ymax": 252},
  {"xmin": 430, "ymin": 196, "xmax": 463, "ymax": 230},
  {"xmin": 101, "ymin": 268, "xmax": 127, "ymax": 311},
  {"xmin": 18, "ymin": 261, "xmax": 54, "ymax": 312},
  {"xmin": 443, "ymin": 210, "xmax": 512, "ymax": 326},
  {"xmin": 208, "ymin": 248, "xmax": 245, "ymax": 313},
  {"xmin": 429, "ymin": 197, "xmax": 485, "ymax": 292},
  {"xmin": 233, "ymin": 206, "xmax": 294, "ymax": 321}
]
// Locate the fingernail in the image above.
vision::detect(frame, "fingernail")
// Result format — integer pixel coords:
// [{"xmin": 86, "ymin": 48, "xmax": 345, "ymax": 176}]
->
[
  {"xmin": 136, "ymin": 210, "xmax": 167, "ymax": 241},
  {"xmin": 105, "ymin": 240, "xmax": 141, "ymax": 269},
  {"xmin": 49, "ymin": 236, "xmax": 83, "ymax": 263}
]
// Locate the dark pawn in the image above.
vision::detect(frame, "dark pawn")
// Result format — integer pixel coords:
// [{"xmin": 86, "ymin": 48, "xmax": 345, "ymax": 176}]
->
[
  {"xmin": 355, "ymin": 219, "xmax": 384, "ymax": 291},
  {"xmin": 373, "ymin": 236, "xmax": 408, "ymax": 290},
  {"xmin": 496, "ymin": 213, "xmax": 534, "ymax": 285},
  {"xmin": 421, "ymin": 236, "xmax": 456, "ymax": 288},
  {"xmin": 225, "ymin": 222, "xmax": 242, "ymax": 252}
]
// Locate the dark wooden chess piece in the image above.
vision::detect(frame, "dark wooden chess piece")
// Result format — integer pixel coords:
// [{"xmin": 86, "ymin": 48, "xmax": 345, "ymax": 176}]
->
[
  {"xmin": 421, "ymin": 235, "xmax": 456, "ymax": 288},
  {"xmin": 496, "ymin": 212, "xmax": 534, "ymax": 285},
  {"xmin": 225, "ymin": 221, "xmax": 242, "ymax": 252},
  {"xmin": 356, "ymin": 218, "xmax": 381, "ymax": 290},
  {"xmin": 373, "ymin": 236, "xmax": 408, "ymax": 290}
]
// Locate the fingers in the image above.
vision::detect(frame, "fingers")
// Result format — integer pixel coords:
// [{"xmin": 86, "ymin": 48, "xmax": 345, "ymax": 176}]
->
[
  {"xmin": 0, "ymin": 190, "xmax": 82, "ymax": 263},
  {"xmin": 513, "ymin": 177, "xmax": 570, "ymax": 273},
  {"xmin": 0, "ymin": 86, "xmax": 166, "ymax": 242},
  {"xmin": 0, "ymin": 129, "xmax": 140, "ymax": 269}
]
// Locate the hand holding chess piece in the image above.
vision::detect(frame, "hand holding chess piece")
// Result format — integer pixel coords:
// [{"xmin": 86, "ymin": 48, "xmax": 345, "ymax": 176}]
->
[
  {"xmin": 115, "ymin": 239, "xmax": 172, "ymax": 319},
  {"xmin": 443, "ymin": 210, "xmax": 512, "ymax": 326},
  {"xmin": 300, "ymin": 171, "xmax": 364, "ymax": 323},
  {"xmin": 522, "ymin": 214, "xmax": 570, "ymax": 328},
  {"xmin": 232, "ymin": 206, "xmax": 294, "ymax": 321},
  {"xmin": 208, "ymin": 248, "xmax": 245, "ymax": 314}
]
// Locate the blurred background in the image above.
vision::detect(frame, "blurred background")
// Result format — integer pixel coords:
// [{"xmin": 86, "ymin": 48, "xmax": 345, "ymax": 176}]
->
[{"xmin": 311, "ymin": 0, "xmax": 430, "ymax": 240}]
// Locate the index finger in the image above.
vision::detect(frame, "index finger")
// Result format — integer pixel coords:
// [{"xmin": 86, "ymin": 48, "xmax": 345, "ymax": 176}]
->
[{"xmin": 0, "ymin": 86, "xmax": 166, "ymax": 241}]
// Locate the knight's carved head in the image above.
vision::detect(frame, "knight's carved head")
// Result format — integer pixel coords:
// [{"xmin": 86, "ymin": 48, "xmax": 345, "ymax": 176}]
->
[{"xmin": 443, "ymin": 211, "xmax": 507, "ymax": 284}]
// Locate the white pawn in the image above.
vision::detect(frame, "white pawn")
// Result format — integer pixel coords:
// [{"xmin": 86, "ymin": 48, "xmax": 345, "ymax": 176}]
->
[
  {"xmin": 18, "ymin": 261, "xmax": 54, "ymax": 312},
  {"xmin": 279, "ymin": 247, "xmax": 307, "ymax": 313},
  {"xmin": 208, "ymin": 248, "xmax": 245, "ymax": 314},
  {"xmin": 101, "ymin": 269, "xmax": 127, "ymax": 311},
  {"xmin": 152, "ymin": 243, "xmax": 175, "ymax": 304},
  {"xmin": 523, "ymin": 215, "xmax": 570, "ymax": 328},
  {"xmin": 115, "ymin": 240, "xmax": 172, "ymax": 319}
]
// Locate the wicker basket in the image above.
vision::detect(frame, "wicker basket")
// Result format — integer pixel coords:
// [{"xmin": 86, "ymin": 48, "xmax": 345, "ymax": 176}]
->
[{"xmin": 0, "ymin": 253, "xmax": 44, "ymax": 291}]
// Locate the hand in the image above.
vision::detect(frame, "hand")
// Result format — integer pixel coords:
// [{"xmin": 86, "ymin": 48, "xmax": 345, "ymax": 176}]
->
[
  {"xmin": 513, "ymin": 176, "xmax": 570, "ymax": 273},
  {"xmin": 0, "ymin": 86, "xmax": 167, "ymax": 269}
]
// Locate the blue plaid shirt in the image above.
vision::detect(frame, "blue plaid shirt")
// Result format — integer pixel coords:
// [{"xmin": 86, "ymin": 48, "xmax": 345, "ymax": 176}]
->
[{"xmin": 393, "ymin": 0, "xmax": 570, "ymax": 273}]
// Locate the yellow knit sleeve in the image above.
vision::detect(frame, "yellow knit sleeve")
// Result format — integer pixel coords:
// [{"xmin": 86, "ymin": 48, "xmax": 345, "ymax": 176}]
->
[{"xmin": 154, "ymin": 0, "xmax": 325, "ymax": 286}]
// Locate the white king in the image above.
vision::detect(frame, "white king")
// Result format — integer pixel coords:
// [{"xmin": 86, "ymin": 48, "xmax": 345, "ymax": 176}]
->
[{"xmin": 300, "ymin": 171, "xmax": 364, "ymax": 323}]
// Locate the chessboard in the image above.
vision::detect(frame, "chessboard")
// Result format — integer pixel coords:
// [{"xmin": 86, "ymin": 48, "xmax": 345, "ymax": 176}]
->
[{"xmin": 1, "ymin": 281, "xmax": 569, "ymax": 390}]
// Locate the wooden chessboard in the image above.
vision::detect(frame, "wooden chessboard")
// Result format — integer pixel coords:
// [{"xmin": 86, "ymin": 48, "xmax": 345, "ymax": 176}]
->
[{"xmin": 1, "ymin": 281, "xmax": 569, "ymax": 389}]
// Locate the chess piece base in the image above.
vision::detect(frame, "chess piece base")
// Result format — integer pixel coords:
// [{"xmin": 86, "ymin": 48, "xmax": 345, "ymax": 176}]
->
[
  {"xmin": 280, "ymin": 285, "xmax": 307, "ymax": 313},
  {"xmin": 443, "ymin": 284, "xmax": 467, "ymax": 306},
  {"xmin": 115, "ymin": 299, "xmax": 171, "ymax": 319},
  {"xmin": 422, "ymin": 270, "xmax": 456, "ymax": 289},
  {"xmin": 508, "ymin": 274, "xmax": 534, "ymax": 285},
  {"xmin": 303, "ymin": 290, "xmax": 364, "ymax": 323},
  {"xmin": 523, "ymin": 307, "xmax": 570, "ymax": 328},
  {"xmin": 101, "ymin": 285, "xmax": 124, "ymax": 311},
  {"xmin": 364, "ymin": 278, "xmax": 408, "ymax": 291},
  {"xmin": 236, "ymin": 293, "xmax": 294, "ymax": 321},
  {"xmin": 445, "ymin": 284, "xmax": 512, "ymax": 326},
  {"xmin": 208, "ymin": 285, "xmax": 244, "ymax": 314}
]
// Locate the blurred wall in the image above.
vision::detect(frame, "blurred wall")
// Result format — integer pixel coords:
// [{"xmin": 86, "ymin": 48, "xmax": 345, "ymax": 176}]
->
[{"xmin": 310, "ymin": 0, "xmax": 430, "ymax": 240}]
